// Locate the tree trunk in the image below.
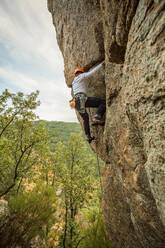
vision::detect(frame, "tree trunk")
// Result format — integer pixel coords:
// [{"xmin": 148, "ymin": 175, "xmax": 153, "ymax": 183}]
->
[{"xmin": 63, "ymin": 199, "xmax": 68, "ymax": 248}]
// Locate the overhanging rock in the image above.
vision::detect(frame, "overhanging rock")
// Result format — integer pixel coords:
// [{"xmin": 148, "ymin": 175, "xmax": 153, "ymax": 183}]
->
[{"xmin": 48, "ymin": 0, "xmax": 165, "ymax": 247}]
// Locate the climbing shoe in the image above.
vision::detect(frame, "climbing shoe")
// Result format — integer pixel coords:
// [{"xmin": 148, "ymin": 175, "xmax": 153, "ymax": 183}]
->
[
  {"xmin": 86, "ymin": 135, "xmax": 95, "ymax": 143},
  {"xmin": 93, "ymin": 113, "xmax": 102, "ymax": 120}
]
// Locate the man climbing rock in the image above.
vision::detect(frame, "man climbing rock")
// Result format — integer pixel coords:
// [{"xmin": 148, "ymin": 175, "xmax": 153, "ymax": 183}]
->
[{"xmin": 71, "ymin": 61, "xmax": 106, "ymax": 143}]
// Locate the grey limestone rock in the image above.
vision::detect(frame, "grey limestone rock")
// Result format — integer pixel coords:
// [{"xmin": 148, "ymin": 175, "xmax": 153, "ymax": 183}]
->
[{"xmin": 48, "ymin": 0, "xmax": 165, "ymax": 247}]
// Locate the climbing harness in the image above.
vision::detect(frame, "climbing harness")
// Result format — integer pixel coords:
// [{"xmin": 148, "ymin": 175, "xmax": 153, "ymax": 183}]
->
[
  {"xmin": 69, "ymin": 93, "xmax": 87, "ymax": 112},
  {"xmin": 74, "ymin": 93, "xmax": 87, "ymax": 114}
]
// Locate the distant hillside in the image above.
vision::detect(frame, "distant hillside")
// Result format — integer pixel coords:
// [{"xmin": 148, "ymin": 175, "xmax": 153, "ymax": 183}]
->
[{"xmin": 36, "ymin": 120, "xmax": 82, "ymax": 151}]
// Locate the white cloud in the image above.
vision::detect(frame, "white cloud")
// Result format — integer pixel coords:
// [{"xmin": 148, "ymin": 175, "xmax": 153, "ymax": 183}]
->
[
  {"xmin": 0, "ymin": 66, "xmax": 77, "ymax": 122},
  {"xmin": 0, "ymin": 0, "xmax": 77, "ymax": 122},
  {"xmin": 0, "ymin": 0, "xmax": 62, "ymax": 70}
]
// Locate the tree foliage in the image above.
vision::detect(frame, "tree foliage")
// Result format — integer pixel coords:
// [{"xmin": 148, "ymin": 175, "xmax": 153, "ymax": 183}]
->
[
  {"xmin": 50, "ymin": 135, "xmax": 98, "ymax": 248},
  {"xmin": 79, "ymin": 205, "xmax": 113, "ymax": 248},
  {"xmin": 0, "ymin": 185, "xmax": 56, "ymax": 248},
  {"xmin": 0, "ymin": 90, "xmax": 49, "ymax": 197},
  {"xmin": 0, "ymin": 90, "xmax": 111, "ymax": 248},
  {"xmin": 35, "ymin": 120, "xmax": 81, "ymax": 151}
]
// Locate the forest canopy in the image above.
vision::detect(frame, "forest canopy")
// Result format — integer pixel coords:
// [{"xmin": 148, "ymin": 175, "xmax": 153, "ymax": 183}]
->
[{"xmin": 0, "ymin": 90, "xmax": 111, "ymax": 248}]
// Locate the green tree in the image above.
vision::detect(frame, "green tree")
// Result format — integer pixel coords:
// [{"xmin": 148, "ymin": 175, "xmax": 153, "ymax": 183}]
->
[
  {"xmin": 0, "ymin": 90, "xmax": 48, "ymax": 197},
  {"xmin": 0, "ymin": 185, "xmax": 56, "ymax": 248},
  {"xmin": 0, "ymin": 89, "xmax": 110, "ymax": 248},
  {"xmin": 52, "ymin": 134, "xmax": 96, "ymax": 248},
  {"xmin": 79, "ymin": 204, "xmax": 112, "ymax": 248}
]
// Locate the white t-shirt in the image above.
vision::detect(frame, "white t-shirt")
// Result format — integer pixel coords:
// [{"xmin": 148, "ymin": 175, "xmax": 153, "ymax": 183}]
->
[{"xmin": 72, "ymin": 63, "xmax": 103, "ymax": 96}]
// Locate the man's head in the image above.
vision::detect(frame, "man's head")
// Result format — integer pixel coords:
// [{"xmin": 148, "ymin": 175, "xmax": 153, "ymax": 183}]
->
[{"xmin": 74, "ymin": 67, "xmax": 84, "ymax": 77}]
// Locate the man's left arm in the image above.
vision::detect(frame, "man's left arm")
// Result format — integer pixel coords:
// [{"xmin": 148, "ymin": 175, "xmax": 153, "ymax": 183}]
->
[{"xmin": 81, "ymin": 61, "xmax": 104, "ymax": 79}]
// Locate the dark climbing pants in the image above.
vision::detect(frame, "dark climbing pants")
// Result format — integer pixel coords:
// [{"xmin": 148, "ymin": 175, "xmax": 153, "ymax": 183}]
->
[
  {"xmin": 78, "ymin": 97, "xmax": 106, "ymax": 137},
  {"xmin": 85, "ymin": 97, "xmax": 106, "ymax": 117}
]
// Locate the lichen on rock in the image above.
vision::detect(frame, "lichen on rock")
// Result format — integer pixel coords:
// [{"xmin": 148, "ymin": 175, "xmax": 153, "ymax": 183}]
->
[{"xmin": 48, "ymin": 0, "xmax": 165, "ymax": 247}]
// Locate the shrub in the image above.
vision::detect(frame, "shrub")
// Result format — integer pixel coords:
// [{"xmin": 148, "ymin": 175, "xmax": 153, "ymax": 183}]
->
[{"xmin": 0, "ymin": 185, "xmax": 56, "ymax": 248}]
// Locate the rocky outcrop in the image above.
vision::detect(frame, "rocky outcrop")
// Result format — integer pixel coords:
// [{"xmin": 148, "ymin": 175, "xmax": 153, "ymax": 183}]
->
[{"xmin": 48, "ymin": 0, "xmax": 165, "ymax": 247}]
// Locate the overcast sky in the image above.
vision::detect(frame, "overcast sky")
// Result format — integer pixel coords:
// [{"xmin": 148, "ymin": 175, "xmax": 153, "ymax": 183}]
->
[{"xmin": 0, "ymin": 0, "xmax": 77, "ymax": 122}]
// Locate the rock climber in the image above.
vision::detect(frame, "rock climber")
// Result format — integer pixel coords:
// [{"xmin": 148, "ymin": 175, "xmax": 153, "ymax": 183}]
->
[{"xmin": 71, "ymin": 61, "xmax": 106, "ymax": 143}]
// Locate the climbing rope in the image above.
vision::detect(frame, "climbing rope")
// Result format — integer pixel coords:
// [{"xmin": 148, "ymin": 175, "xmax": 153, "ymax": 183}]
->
[
  {"xmin": 88, "ymin": 107, "xmax": 115, "ymax": 244},
  {"xmin": 96, "ymin": 152, "xmax": 103, "ymax": 191},
  {"xmin": 88, "ymin": 107, "xmax": 110, "ymax": 194}
]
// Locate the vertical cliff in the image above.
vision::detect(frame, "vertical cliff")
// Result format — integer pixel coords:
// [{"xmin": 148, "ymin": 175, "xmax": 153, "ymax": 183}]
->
[{"xmin": 47, "ymin": 0, "xmax": 165, "ymax": 247}]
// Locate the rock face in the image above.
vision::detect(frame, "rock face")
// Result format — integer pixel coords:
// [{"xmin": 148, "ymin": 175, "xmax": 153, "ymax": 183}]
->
[{"xmin": 48, "ymin": 0, "xmax": 165, "ymax": 247}]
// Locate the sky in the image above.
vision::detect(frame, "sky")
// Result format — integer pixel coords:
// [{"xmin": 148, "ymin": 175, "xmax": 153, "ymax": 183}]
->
[{"xmin": 0, "ymin": 0, "xmax": 77, "ymax": 122}]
